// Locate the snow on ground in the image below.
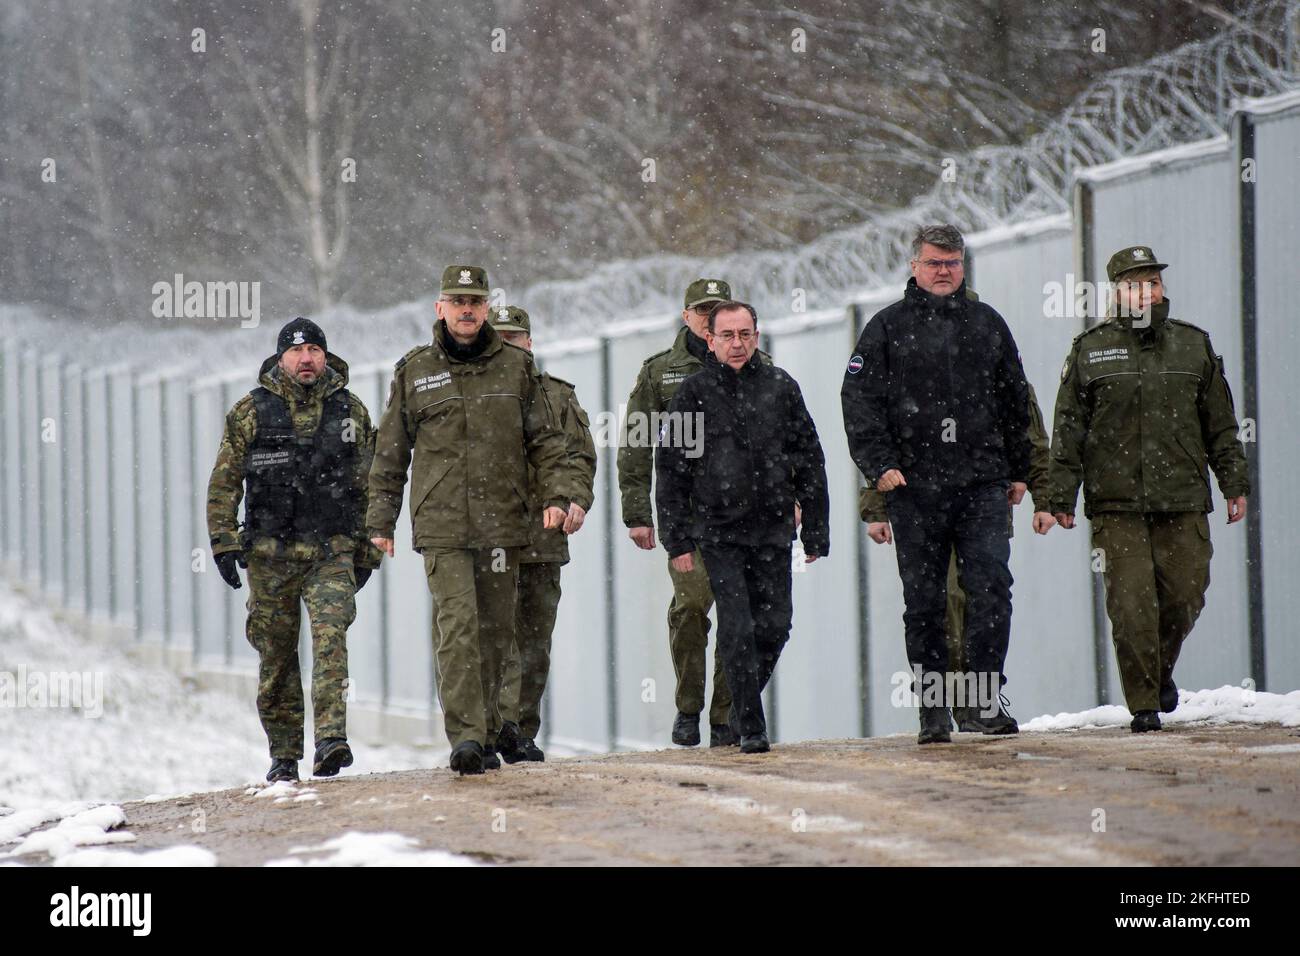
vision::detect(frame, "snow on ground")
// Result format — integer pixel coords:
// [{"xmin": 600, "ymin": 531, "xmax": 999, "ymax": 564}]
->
[
  {"xmin": 0, "ymin": 577, "xmax": 445, "ymax": 861},
  {"xmin": 264, "ymin": 832, "xmax": 480, "ymax": 867},
  {"xmin": 1022, "ymin": 684, "xmax": 1300, "ymax": 732}
]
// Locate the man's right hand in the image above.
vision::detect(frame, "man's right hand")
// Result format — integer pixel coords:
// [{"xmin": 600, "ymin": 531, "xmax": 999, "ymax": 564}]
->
[
  {"xmin": 670, "ymin": 552, "xmax": 694, "ymax": 573},
  {"xmin": 1053, "ymin": 513, "xmax": 1076, "ymax": 530},
  {"xmin": 371, "ymin": 537, "xmax": 396, "ymax": 557},
  {"xmin": 215, "ymin": 551, "xmax": 243, "ymax": 590},
  {"xmin": 867, "ymin": 521, "xmax": 893, "ymax": 545},
  {"xmin": 876, "ymin": 469, "xmax": 906, "ymax": 492},
  {"xmin": 629, "ymin": 526, "xmax": 656, "ymax": 550}
]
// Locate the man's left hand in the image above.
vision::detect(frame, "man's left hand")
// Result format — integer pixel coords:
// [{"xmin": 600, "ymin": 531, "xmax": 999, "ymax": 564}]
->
[
  {"xmin": 1008, "ymin": 482, "xmax": 1027, "ymax": 506},
  {"xmin": 563, "ymin": 503, "xmax": 587, "ymax": 534},
  {"xmin": 670, "ymin": 552, "xmax": 695, "ymax": 573},
  {"xmin": 804, "ymin": 553, "xmax": 820, "ymax": 564},
  {"xmin": 1227, "ymin": 496, "xmax": 1247, "ymax": 524},
  {"xmin": 543, "ymin": 506, "xmax": 567, "ymax": 529}
]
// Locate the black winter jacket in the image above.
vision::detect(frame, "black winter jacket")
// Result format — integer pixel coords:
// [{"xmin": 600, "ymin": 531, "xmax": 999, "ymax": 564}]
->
[
  {"xmin": 656, "ymin": 352, "xmax": 830, "ymax": 558},
  {"xmin": 840, "ymin": 279, "xmax": 1031, "ymax": 489}
]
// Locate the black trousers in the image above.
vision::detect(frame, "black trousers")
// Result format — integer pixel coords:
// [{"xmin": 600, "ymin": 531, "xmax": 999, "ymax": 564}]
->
[
  {"xmin": 698, "ymin": 543, "xmax": 793, "ymax": 737},
  {"xmin": 884, "ymin": 480, "xmax": 1014, "ymax": 697}
]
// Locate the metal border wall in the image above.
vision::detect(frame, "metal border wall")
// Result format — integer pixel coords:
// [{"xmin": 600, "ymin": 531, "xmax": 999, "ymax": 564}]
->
[{"xmin": 2, "ymin": 92, "xmax": 1296, "ymax": 751}]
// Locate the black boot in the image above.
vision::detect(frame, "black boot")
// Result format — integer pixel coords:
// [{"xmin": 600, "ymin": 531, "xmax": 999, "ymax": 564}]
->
[
  {"xmin": 918, "ymin": 706, "xmax": 952, "ymax": 745},
  {"xmin": 312, "ymin": 737, "xmax": 354, "ymax": 777},
  {"xmin": 1159, "ymin": 678, "xmax": 1179, "ymax": 714},
  {"xmin": 449, "ymin": 740, "xmax": 485, "ymax": 775},
  {"xmin": 482, "ymin": 746, "xmax": 502, "ymax": 771},
  {"xmin": 710, "ymin": 723, "xmax": 739, "ymax": 747},
  {"xmin": 671, "ymin": 711, "xmax": 701, "ymax": 747},
  {"xmin": 517, "ymin": 737, "xmax": 545, "ymax": 762},
  {"xmin": 497, "ymin": 720, "xmax": 525, "ymax": 764},
  {"xmin": 739, "ymin": 732, "xmax": 770, "ymax": 754},
  {"xmin": 267, "ymin": 758, "xmax": 299, "ymax": 783},
  {"xmin": 1130, "ymin": 710, "xmax": 1162, "ymax": 733},
  {"xmin": 961, "ymin": 694, "xmax": 1019, "ymax": 735}
]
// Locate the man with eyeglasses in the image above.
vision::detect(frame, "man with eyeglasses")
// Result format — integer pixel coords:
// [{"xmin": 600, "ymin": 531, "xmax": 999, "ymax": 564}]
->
[
  {"xmin": 656, "ymin": 300, "xmax": 829, "ymax": 754},
  {"xmin": 366, "ymin": 266, "xmax": 574, "ymax": 775},
  {"xmin": 619, "ymin": 279, "xmax": 770, "ymax": 748},
  {"xmin": 841, "ymin": 224, "xmax": 1032, "ymax": 745}
]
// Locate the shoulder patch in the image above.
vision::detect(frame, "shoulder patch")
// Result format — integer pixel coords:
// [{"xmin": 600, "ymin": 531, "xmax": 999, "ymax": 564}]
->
[
  {"xmin": 394, "ymin": 344, "xmax": 428, "ymax": 372},
  {"xmin": 640, "ymin": 347, "xmax": 672, "ymax": 368}
]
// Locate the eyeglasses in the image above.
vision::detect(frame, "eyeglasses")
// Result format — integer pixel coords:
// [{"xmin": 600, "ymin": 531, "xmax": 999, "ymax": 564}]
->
[
  {"xmin": 713, "ymin": 330, "xmax": 755, "ymax": 344},
  {"xmin": 440, "ymin": 295, "xmax": 487, "ymax": 307},
  {"xmin": 917, "ymin": 258, "xmax": 964, "ymax": 271},
  {"xmin": 689, "ymin": 304, "xmax": 716, "ymax": 316}
]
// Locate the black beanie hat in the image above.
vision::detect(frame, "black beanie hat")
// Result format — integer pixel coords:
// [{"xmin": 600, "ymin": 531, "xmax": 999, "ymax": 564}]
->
[{"xmin": 277, "ymin": 317, "xmax": 327, "ymax": 356}]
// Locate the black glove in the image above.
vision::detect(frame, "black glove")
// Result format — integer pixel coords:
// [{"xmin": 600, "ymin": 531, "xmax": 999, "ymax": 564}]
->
[
  {"xmin": 354, "ymin": 566, "xmax": 372, "ymax": 592},
  {"xmin": 215, "ymin": 551, "xmax": 243, "ymax": 590}
]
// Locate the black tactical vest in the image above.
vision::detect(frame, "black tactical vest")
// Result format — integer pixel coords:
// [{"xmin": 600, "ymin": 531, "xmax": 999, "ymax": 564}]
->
[{"xmin": 243, "ymin": 387, "xmax": 360, "ymax": 540}]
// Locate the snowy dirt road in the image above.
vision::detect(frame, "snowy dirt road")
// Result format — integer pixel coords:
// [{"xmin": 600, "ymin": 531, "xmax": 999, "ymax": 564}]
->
[{"xmin": 59, "ymin": 724, "xmax": 1300, "ymax": 866}]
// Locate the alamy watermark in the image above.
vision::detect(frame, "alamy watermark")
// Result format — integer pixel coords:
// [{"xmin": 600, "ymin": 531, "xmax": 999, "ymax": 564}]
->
[{"xmin": 0, "ymin": 666, "xmax": 104, "ymax": 718}]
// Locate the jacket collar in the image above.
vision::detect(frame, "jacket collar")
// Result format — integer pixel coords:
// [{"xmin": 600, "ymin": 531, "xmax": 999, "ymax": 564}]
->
[
  {"xmin": 257, "ymin": 351, "xmax": 348, "ymax": 403},
  {"xmin": 668, "ymin": 325, "xmax": 707, "ymax": 366},
  {"xmin": 705, "ymin": 349, "xmax": 762, "ymax": 381},
  {"xmin": 1111, "ymin": 297, "xmax": 1170, "ymax": 336},
  {"xmin": 903, "ymin": 276, "xmax": 968, "ymax": 314},
  {"xmin": 434, "ymin": 318, "xmax": 501, "ymax": 363}
]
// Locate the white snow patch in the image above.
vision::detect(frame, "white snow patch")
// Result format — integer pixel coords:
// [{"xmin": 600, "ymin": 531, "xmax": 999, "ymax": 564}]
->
[
  {"xmin": 264, "ymin": 832, "xmax": 480, "ymax": 867},
  {"xmin": 3, "ymin": 804, "xmax": 132, "ymax": 860},
  {"xmin": 53, "ymin": 845, "xmax": 217, "ymax": 867},
  {"xmin": 1022, "ymin": 685, "xmax": 1300, "ymax": 732}
]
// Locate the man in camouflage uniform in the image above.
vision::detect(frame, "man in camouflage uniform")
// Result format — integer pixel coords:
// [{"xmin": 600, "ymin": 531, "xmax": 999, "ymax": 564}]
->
[
  {"xmin": 859, "ymin": 372, "xmax": 1054, "ymax": 732},
  {"xmin": 619, "ymin": 278, "xmax": 767, "ymax": 748},
  {"xmin": 207, "ymin": 317, "xmax": 381, "ymax": 783},
  {"xmin": 367, "ymin": 267, "xmax": 575, "ymax": 776},
  {"xmin": 1048, "ymin": 246, "xmax": 1250, "ymax": 732},
  {"xmin": 491, "ymin": 307, "xmax": 598, "ymax": 763}
]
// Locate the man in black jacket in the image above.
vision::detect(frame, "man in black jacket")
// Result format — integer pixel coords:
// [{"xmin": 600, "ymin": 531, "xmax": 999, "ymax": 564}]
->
[
  {"xmin": 656, "ymin": 301, "xmax": 830, "ymax": 754},
  {"xmin": 840, "ymin": 225, "xmax": 1032, "ymax": 745}
]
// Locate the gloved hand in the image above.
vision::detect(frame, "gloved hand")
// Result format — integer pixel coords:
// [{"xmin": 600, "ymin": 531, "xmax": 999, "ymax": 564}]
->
[
  {"xmin": 355, "ymin": 566, "xmax": 372, "ymax": 592},
  {"xmin": 215, "ymin": 551, "xmax": 244, "ymax": 590}
]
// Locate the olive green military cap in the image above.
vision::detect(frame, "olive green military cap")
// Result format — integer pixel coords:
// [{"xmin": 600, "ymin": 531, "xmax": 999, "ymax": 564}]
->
[
  {"xmin": 440, "ymin": 265, "xmax": 490, "ymax": 295},
  {"xmin": 1106, "ymin": 246, "xmax": 1168, "ymax": 282},
  {"xmin": 684, "ymin": 278, "xmax": 732, "ymax": 309},
  {"xmin": 490, "ymin": 305, "xmax": 530, "ymax": 334}
]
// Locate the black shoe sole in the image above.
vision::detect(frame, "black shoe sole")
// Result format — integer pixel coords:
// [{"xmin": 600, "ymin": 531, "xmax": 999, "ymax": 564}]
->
[
  {"xmin": 917, "ymin": 732, "xmax": 952, "ymax": 745},
  {"xmin": 312, "ymin": 744, "xmax": 354, "ymax": 777},
  {"xmin": 483, "ymin": 754, "xmax": 502, "ymax": 771},
  {"xmin": 672, "ymin": 731, "xmax": 701, "ymax": 746},
  {"xmin": 500, "ymin": 751, "xmax": 527, "ymax": 765},
  {"xmin": 739, "ymin": 743, "xmax": 770, "ymax": 754},
  {"xmin": 267, "ymin": 772, "xmax": 299, "ymax": 783}
]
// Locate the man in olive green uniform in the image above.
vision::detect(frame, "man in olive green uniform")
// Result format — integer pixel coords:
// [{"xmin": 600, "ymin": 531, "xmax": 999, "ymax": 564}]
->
[
  {"xmin": 859, "ymin": 376, "xmax": 1055, "ymax": 731},
  {"xmin": 492, "ymin": 307, "xmax": 598, "ymax": 763},
  {"xmin": 207, "ymin": 317, "xmax": 382, "ymax": 783},
  {"xmin": 1047, "ymin": 246, "xmax": 1250, "ymax": 732},
  {"xmin": 620, "ymin": 278, "xmax": 757, "ymax": 748},
  {"xmin": 367, "ymin": 267, "xmax": 575, "ymax": 775}
]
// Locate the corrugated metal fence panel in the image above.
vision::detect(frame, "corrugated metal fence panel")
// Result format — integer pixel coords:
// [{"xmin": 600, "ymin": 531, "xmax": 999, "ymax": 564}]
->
[
  {"xmin": 1087, "ymin": 144, "xmax": 1251, "ymax": 701},
  {"xmin": 135, "ymin": 378, "xmax": 168, "ymax": 643},
  {"xmin": 108, "ymin": 368, "xmax": 138, "ymax": 629},
  {"xmin": 1252, "ymin": 100, "xmax": 1300, "ymax": 692},
  {"xmin": 191, "ymin": 381, "xmax": 229, "ymax": 666},
  {"xmin": 377, "ymin": 365, "xmax": 436, "ymax": 720},
  {"xmin": 62, "ymin": 364, "xmax": 87, "ymax": 613},
  {"xmin": 20, "ymin": 352, "xmax": 42, "ymax": 589},
  {"xmin": 83, "ymin": 370, "xmax": 113, "ymax": 622},
  {"xmin": 607, "ymin": 323, "xmax": 686, "ymax": 750},
  {"xmin": 535, "ymin": 343, "xmax": 610, "ymax": 752},
  {"xmin": 968, "ymin": 223, "xmax": 1099, "ymax": 717},
  {"xmin": 766, "ymin": 316, "xmax": 862, "ymax": 742},
  {"xmin": 222, "ymin": 379, "xmax": 256, "ymax": 669},
  {"xmin": 162, "ymin": 376, "xmax": 196, "ymax": 649},
  {"xmin": 347, "ymin": 367, "xmax": 385, "ymax": 708},
  {"xmin": 0, "ymin": 342, "xmax": 20, "ymax": 566},
  {"xmin": 39, "ymin": 356, "xmax": 64, "ymax": 600}
]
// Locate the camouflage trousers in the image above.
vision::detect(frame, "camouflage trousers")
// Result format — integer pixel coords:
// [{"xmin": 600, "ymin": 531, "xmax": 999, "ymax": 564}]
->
[
  {"xmin": 666, "ymin": 551, "xmax": 732, "ymax": 726},
  {"xmin": 499, "ymin": 561, "xmax": 563, "ymax": 740},
  {"xmin": 1092, "ymin": 511, "xmax": 1212, "ymax": 712},
  {"xmin": 245, "ymin": 548, "xmax": 356, "ymax": 760},
  {"xmin": 424, "ymin": 546, "xmax": 519, "ymax": 750}
]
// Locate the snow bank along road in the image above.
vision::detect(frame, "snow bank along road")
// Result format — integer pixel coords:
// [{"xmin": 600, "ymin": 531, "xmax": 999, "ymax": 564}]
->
[{"xmin": 9, "ymin": 724, "xmax": 1299, "ymax": 866}]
